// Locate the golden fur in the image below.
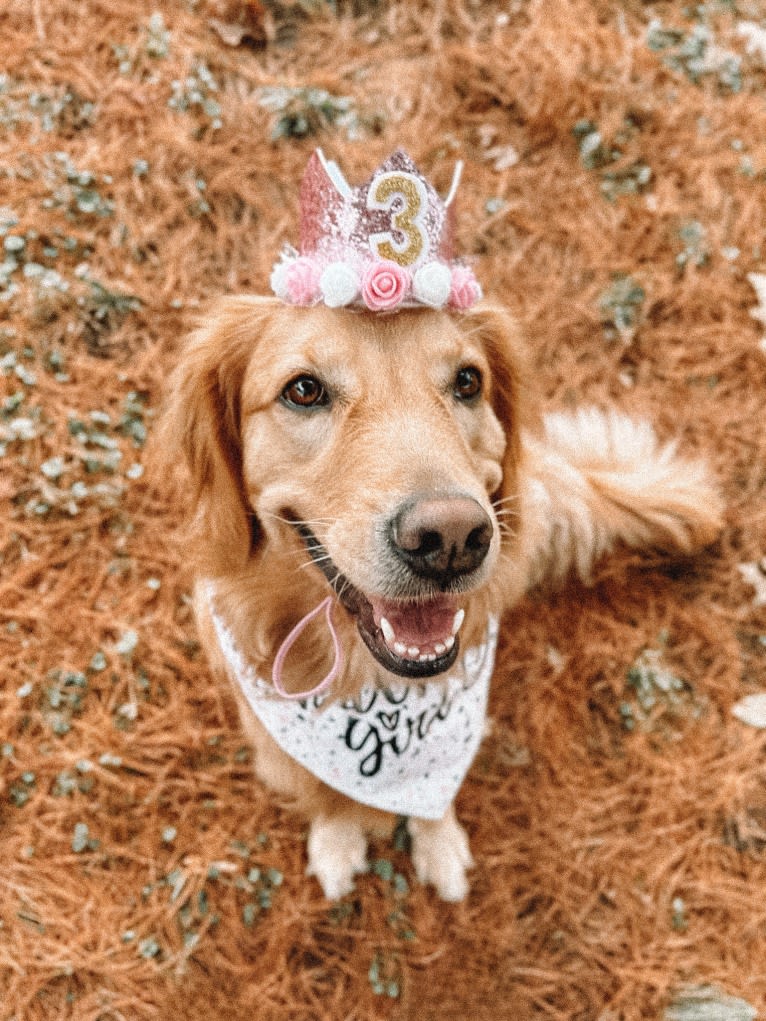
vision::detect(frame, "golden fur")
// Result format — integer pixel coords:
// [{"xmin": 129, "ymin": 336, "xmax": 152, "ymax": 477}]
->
[{"xmin": 161, "ymin": 296, "xmax": 723, "ymax": 900}]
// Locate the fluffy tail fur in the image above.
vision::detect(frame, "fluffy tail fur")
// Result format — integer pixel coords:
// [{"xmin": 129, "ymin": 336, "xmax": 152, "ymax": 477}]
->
[{"xmin": 520, "ymin": 407, "xmax": 724, "ymax": 586}]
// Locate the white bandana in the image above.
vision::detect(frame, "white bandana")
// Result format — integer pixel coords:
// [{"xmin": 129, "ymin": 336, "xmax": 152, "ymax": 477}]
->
[{"xmin": 207, "ymin": 591, "xmax": 497, "ymax": 820}]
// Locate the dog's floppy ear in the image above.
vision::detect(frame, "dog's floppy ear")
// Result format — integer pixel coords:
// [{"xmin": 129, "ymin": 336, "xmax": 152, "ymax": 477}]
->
[
  {"xmin": 159, "ymin": 296, "xmax": 279, "ymax": 576},
  {"xmin": 460, "ymin": 302, "xmax": 538, "ymax": 509}
]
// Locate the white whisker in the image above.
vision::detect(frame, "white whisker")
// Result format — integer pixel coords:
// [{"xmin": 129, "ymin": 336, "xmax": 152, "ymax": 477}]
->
[
  {"xmin": 297, "ymin": 554, "xmax": 333, "ymax": 572},
  {"xmin": 494, "ymin": 512, "xmax": 519, "ymax": 525},
  {"xmin": 492, "ymin": 495, "xmax": 519, "ymax": 509},
  {"xmin": 497, "ymin": 529, "xmax": 517, "ymax": 543},
  {"xmin": 260, "ymin": 508, "xmax": 338, "ymax": 530}
]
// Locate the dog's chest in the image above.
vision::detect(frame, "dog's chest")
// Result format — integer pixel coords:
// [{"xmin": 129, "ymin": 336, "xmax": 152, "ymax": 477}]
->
[{"xmin": 208, "ymin": 593, "xmax": 498, "ymax": 820}]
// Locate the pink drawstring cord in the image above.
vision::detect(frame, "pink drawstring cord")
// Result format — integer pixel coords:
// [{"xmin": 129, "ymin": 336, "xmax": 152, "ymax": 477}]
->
[{"xmin": 271, "ymin": 595, "xmax": 343, "ymax": 700}]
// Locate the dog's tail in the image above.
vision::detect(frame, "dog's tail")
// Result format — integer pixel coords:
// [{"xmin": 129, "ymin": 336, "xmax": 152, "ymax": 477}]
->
[{"xmin": 519, "ymin": 407, "xmax": 724, "ymax": 586}]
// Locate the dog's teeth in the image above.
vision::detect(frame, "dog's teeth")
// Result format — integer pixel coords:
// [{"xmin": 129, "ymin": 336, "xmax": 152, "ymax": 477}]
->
[
  {"xmin": 426, "ymin": 653, "xmax": 436, "ymax": 662},
  {"xmin": 434, "ymin": 641, "xmax": 446, "ymax": 655},
  {"xmin": 380, "ymin": 617, "xmax": 395, "ymax": 644},
  {"xmin": 451, "ymin": 608, "xmax": 465, "ymax": 635},
  {"xmin": 407, "ymin": 646, "xmax": 420, "ymax": 658},
  {"xmin": 418, "ymin": 653, "xmax": 430, "ymax": 663},
  {"xmin": 393, "ymin": 641, "xmax": 407, "ymax": 657},
  {"xmin": 444, "ymin": 635, "xmax": 455, "ymax": 651}
]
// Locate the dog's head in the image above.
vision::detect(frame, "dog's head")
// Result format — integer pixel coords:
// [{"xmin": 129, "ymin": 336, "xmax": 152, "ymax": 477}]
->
[{"xmin": 163, "ymin": 296, "xmax": 529, "ymax": 679}]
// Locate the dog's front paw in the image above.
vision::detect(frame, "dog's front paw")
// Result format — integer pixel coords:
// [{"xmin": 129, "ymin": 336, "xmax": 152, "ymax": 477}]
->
[
  {"xmin": 306, "ymin": 815, "xmax": 368, "ymax": 899},
  {"xmin": 408, "ymin": 808, "xmax": 474, "ymax": 902}
]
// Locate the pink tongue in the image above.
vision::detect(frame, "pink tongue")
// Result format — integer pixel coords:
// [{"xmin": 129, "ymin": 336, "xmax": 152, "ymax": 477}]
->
[{"xmin": 369, "ymin": 595, "xmax": 458, "ymax": 646}]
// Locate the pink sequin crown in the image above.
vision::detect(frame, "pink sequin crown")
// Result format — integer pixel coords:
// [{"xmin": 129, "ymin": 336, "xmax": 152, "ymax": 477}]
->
[{"xmin": 270, "ymin": 149, "xmax": 482, "ymax": 313}]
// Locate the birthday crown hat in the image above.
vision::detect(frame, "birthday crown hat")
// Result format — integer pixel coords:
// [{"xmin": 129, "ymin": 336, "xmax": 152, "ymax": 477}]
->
[{"xmin": 270, "ymin": 149, "xmax": 482, "ymax": 313}]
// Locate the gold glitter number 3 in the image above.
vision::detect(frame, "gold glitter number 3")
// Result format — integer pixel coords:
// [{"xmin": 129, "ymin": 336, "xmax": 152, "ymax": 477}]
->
[{"xmin": 367, "ymin": 172, "xmax": 428, "ymax": 267}]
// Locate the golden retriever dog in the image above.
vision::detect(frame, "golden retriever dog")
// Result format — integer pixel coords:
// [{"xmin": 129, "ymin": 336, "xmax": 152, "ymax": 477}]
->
[{"xmin": 161, "ymin": 294, "xmax": 723, "ymax": 902}]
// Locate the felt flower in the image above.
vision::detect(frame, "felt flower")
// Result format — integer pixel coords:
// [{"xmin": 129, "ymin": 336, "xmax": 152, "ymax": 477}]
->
[
  {"xmin": 284, "ymin": 257, "xmax": 320, "ymax": 305},
  {"xmin": 270, "ymin": 260, "xmax": 290, "ymax": 302},
  {"xmin": 320, "ymin": 261, "xmax": 360, "ymax": 308},
  {"xmin": 361, "ymin": 260, "xmax": 411, "ymax": 311},
  {"xmin": 412, "ymin": 261, "xmax": 452, "ymax": 308},
  {"xmin": 449, "ymin": 265, "xmax": 483, "ymax": 310}
]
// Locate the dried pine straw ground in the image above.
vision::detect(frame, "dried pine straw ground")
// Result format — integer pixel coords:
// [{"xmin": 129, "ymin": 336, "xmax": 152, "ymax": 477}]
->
[{"xmin": 2, "ymin": 0, "xmax": 766, "ymax": 1018}]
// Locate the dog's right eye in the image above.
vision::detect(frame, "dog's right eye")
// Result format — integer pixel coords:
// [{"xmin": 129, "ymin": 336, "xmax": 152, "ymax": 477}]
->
[{"xmin": 281, "ymin": 375, "xmax": 329, "ymax": 409}]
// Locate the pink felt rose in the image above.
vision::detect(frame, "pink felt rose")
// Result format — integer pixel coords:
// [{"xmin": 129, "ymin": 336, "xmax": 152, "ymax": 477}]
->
[
  {"xmin": 449, "ymin": 265, "xmax": 482, "ymax": 310},
  {"xmin": 284, "ymin": 257, "xmax": 320, "ymax": 305},
  {"xmin": 361, "ymin": 260, "xmax": 411, "ymax": 311}
]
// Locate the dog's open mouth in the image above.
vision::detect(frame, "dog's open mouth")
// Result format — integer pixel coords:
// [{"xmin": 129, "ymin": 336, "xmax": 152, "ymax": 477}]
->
[
  {"xmin": 293, "ymin": 523, "xmax": 462, "ymax": 679},
  {"xmin": 365, "ymin": 592, "xmax": 463, "ymax": 676}
]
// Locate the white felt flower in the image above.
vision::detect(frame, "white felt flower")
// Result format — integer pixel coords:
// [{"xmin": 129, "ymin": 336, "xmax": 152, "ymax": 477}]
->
[
  {"xmin": 320, "ymin": 262, "xmax": 360, "ymax": 308},
  {"xmin": 412, "ymin": 261, "xmax": 452, "ymax": 308},
  {"xmin": 270, "ymin": 260, "xmax": 290, "ymax": 302}
]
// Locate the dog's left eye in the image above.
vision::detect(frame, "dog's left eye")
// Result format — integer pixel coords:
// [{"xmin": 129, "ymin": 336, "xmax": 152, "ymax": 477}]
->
[
  {"xmin": 453, "ymin": 366, "xmax": 483, "ymax": 402},
  {"xmin": 281, "ymin": 375, "xmax": 329, "ymax": 409}
]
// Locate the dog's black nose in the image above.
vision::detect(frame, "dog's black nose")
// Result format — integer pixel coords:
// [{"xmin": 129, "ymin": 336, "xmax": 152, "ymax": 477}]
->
[{"xmin": 390, "ymin": 495, "xmax": 493, "ymax": 584}]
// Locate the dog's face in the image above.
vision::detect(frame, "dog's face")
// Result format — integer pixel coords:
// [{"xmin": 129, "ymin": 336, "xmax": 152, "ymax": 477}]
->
[{"xmin": 167, "ymin": 297, "xmax": 526, "ymax": 679}]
